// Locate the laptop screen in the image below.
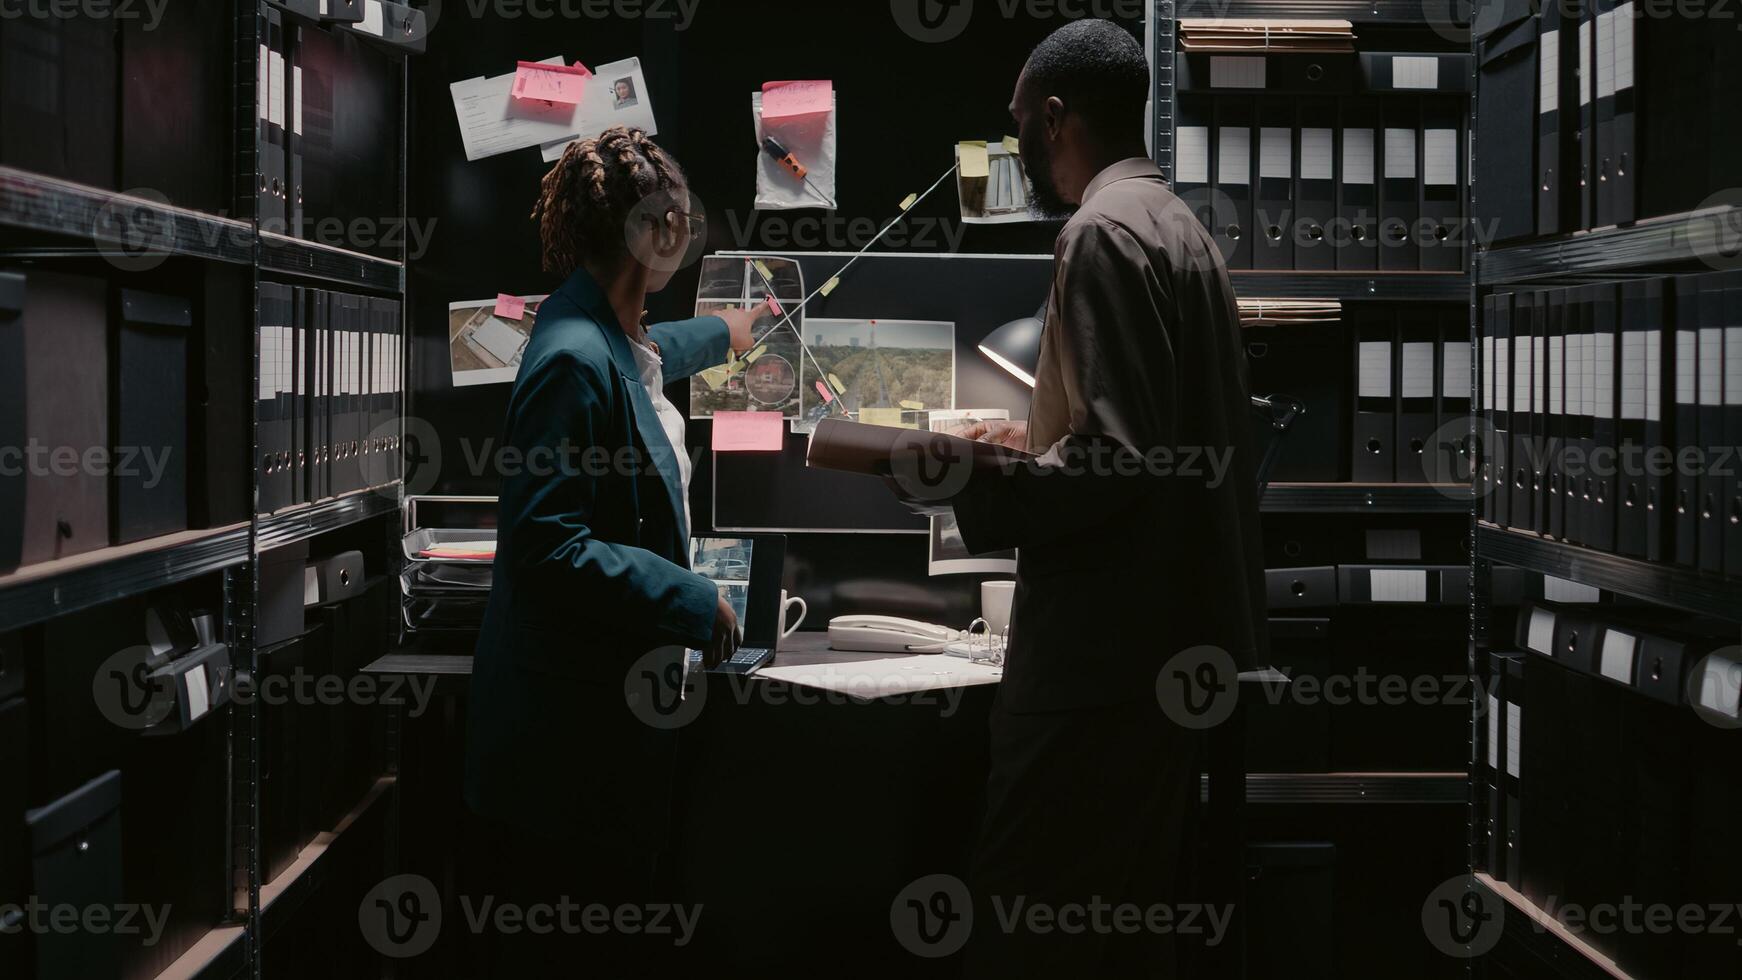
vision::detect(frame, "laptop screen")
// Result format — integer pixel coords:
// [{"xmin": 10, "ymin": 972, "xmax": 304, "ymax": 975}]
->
[{"xmin": 690, "ymin": 534, "xmax": 786, "ymax": 647}]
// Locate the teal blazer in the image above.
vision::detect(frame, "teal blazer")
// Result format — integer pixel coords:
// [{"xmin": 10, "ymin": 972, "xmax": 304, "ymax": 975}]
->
[{"xmin": 465, "ymin": 267, "xmax": 730, "ymax": 839}]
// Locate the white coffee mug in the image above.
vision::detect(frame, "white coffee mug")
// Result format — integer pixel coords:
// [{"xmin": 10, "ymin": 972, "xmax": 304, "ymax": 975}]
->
[
  {"xmin": 777, "ymin": 590, "xmax": 807, "ymax": 646},
  {"xmin": 981, "ymin": 580, "xmax": 1016, "ymax": 638}
]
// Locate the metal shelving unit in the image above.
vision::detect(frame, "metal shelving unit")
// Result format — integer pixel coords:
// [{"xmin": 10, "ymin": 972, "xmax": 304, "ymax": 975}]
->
[
  {"xmin": 256, "ymin": 491, "xmax": 403, "ymax": 553},
  {"xmin": 259, "ymin": 230, "xmax": 405, "ymax": 293},
  {"xmin": 1201, "ymin": 772, "xmax": 1467, "ymax": 804},
  {"xmin": 1231, "ymin": 270, "xmax": 1472, "ymax": 301},
  {"xmin": 1176, "ymin": 0, "xmax": 1474, "ymax": 22},
  {"xmin": 0, "ymin": 524, "xmax": 251, "ymax": 632},
  {"xmin": 1474, "ymin": 873, "xmax": 1638, "ymax": 980},
  {"xmin": 1475, "ymin": 205, "xmax": 1742, "ymax": 285},
  {"xmin": 1262, "ymin": 483, "xmax": 1474, "ymax": 514},
  {"xmin": 0, "ymin": 166, "xmax": 256, "ymax": 264},
  {"xmin": 1475, "ymin": 524, "xmax": 1742, "ymax": 622}
]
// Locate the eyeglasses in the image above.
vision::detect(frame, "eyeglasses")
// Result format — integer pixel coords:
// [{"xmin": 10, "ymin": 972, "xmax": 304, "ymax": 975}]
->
[{"xmin": 667, "ymin": 208, "xmax": 706, "ymax": 237}]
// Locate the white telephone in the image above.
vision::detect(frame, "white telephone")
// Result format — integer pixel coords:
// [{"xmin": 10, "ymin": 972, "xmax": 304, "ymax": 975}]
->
[{"xmin": 827, "ymin": 615, "xmax": 973, "ymax": 653}]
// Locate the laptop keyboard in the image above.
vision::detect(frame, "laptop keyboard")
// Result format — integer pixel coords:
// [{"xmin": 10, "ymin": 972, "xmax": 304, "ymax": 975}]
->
[{"xmin": 686, "ymin": 647, "xmax": 772, "ymax": 673}]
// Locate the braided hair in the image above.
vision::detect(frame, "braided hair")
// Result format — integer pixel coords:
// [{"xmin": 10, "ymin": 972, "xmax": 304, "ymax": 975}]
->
[{"xmin": 530, "ymin": 126, "xmax": 687, "ymax": 275}]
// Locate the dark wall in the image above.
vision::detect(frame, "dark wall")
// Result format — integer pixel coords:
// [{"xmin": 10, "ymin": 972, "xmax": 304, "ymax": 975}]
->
[{"xmin": 406, "ymin": 2, "xmax": 1144, "ymax": 618}]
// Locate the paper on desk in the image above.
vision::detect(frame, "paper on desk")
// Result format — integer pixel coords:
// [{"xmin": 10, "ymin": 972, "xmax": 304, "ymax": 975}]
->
[
  {"xmin": 754, "ymin": 654, "xmax": 1001, "ymax": 698},
  {"xmin": 451, "ymin": 57, "xmax": 584, "ymax": 162},
  {"xmin": 538, "ymin": 57, "xmax": 659, "ymax": 161}
]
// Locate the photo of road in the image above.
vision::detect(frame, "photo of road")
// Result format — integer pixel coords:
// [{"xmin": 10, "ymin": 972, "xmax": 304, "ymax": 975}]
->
[{"xmin": 798, "ymin": 318, "xmax": 955, "ymax": 425}]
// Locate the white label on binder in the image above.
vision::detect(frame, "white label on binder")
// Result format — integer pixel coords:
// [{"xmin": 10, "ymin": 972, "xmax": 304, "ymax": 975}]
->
[
  {"xmin": 1217, "ymin": 127, "xmax": 1250, "ymax": 185},
  {"xmin": 1594, "ymin": 332, "xmax": 1615, "ymax": 418},
  {"xmin": 1727, "ymin": 327, "xmax": 1742, "ymax": 405},
  {"xmin": 1676, "ymin": 331, "xmax": 1697, "ymax": 404},
  {"xmin": 1600, "ymin": 629, "xmax": 1637, "ymax": 684},
  {"xmin": 268, "ymin": 49, "xmax": 285, "ymax": 128},
  {"xmin": 1534, "ymin": 337, "xmax": 1546, "ymax": 412},
  {"xmin": 258, "ymin": 326, "xmax": 275, "ymax": 400},
  {"xmin": 1424, "ymin": 129, "xmax": 1457, "ymax": 186},
  {"xmin": 186, "ymin": 667, "xmax": 210, "ymax": 723},
  {"xmin": 1620, "ymin": 330, "xmax": 1646, "ymax": 419},
  {"xmin": 1543, "ymin": 576, "xmax": 1601, "ymax": 603},
  {"xmin": 1582, "ymin": 331, "xmax": 1597, "ymax": 416},
  {"xmin": 1393, "ymin": 55, "xmax": 1439, "ymax": 90},
  {"xmin": 1482, "ymin": 337, "xmax": 1494, "ymax": 411},
  {"xmin": 1494, "ymin": 337, "xmax": 1510, "ymax": 412},
  {"xmin": 1486, "ymin": 695, "xmax": 1500, "ymax": 770},
  {"xmin": 1259, "ymin": 128, "xmax": 1292, "ymax": 179},
  {"xmin": 1699, "ymin": 328, "xmax": 1721, "ymax": 406},
  {"xmin": 1300, "ymin": 128, "xmax": 1333, "ymax": 180},
  {"xmin": 293, "ymin": 66, "xmax": 303, "ymax": 136},
  {"xmin": 1540, "ymin": 30, "xmax": 1560, "ymax": 115},
  {"xmin": 1383, "ymin": 128, "xmax": 1416, "ymax": 180},
  {"xmin": 1696, "ymin": 655, "xmax": 1742, "ymax": 721},
  {"xmin": 1645, "ymin": 329, "xmax": 1662, "ymax": 422},
  {"xmin": 1514, "ymin": 339, "xmax": 1531, "ymax": 414},
  {"xmin": 1566, "ymin": 333, "xmax": 1582, "ymax": 417},
  {"xmin": 1210, "ymin": 56, "xmax": 1266, "ymax": 89},
  {"xmin": 1444, "ymin": 342, "xmax": 1471, "ymax": 400},
  {"xmin": 1342, "ymin": 128, "xmax": 1374, "ymax": 184},
  {"xmin": 1549, "ymin": 336, "xmax": 1565, "ymax": 410},
  {"xmin": 1579, "ymin": 20, "xmax": 1593, "ymax": 106},
  {"xmin": 1527, "ymin": 608, "xmax": 1556, "ymax": 655},
  {"xmin": 258, "ymin": 44, "xmax": 269, "ymax": 119},
  {"xmin": 1505, "ymin": 702, "xmax": 1521, "ymax": 779},
  {"xmin": 1403, "ymin": 342, "xmax": 1435, "ymax": 398},
  {"xmin": 1177, "ymin": 126, "xmax": 1210, "ymax": 184},
  {"xmin": 1596, "ymin": 10, "xmax": 1616, "ymax": 100},
  {"xmin": 1370, "ymin": 568, "xmax": 1427, "ymax": 603},
  {"xmin": 357, "ymin": 0, "xmax": 386, "ymax": 37},
  {"xmin": 1614, "ymin": 3, "xmax": 1635, "ymax": 91},
  {"xmin": 1358, "ymin": 341, "xmax": 1393, "ymax": 398}
]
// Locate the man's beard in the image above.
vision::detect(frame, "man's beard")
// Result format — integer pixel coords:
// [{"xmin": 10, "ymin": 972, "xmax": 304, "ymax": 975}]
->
[{"xmin": 1021, "ymin": 143, "xmax": 1076, "ymax": 220}]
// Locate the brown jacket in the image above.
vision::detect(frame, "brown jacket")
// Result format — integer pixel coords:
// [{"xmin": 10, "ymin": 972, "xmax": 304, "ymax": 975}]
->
[{"xmin": 952, "ymin": 158, "xmax": 1269, "ymax": 712}]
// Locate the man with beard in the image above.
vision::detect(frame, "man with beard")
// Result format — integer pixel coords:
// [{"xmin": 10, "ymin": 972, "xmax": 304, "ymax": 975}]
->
[{"xmin": 944, "ymin": 19, "xmax": 1268, "ymax": 977}]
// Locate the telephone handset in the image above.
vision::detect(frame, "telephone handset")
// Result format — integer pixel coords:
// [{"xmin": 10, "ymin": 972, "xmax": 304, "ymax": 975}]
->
[{"xmin": 828, "ymin": 615, "xmax": 972, "ymax": 653}]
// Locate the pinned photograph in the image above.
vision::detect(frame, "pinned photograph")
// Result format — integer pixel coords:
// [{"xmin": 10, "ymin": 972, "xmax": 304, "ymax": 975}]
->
[
  {"xmin": 928, "ymin": 512, "xmax": 1018, "ymax": 576},
  {"xmin": 690, "ymin": 256, "xmax": 807, "ymax": 419},
  {"xmin": 449, "ymin": 295, "xmax": 547, "ymax": 387},
  {"xmin": 798, "ymin": 318, "xmax": 955, "ymax": 428},
  {"xmin": 612, "ymin": 77, "xmax": 639, "ymax": 109}
]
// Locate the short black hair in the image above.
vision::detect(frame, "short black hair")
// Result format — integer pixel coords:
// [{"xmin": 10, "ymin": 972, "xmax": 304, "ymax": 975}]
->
[{"xmin": 1021, "ymin": 19, "xmax": 1148, "ymax": 140}]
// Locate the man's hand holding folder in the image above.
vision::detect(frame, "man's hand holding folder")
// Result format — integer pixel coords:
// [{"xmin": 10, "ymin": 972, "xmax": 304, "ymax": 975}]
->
[{"xmin": 805, "ymin": 416, "xmax": 1036, "ymax": 516}]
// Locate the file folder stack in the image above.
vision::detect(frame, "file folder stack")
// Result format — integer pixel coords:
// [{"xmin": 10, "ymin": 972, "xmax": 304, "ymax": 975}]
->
[
  {"xmin": 1503, "ymin": 600, "xmax": 1742, "ymax": 977},
  {"xmin": 1238, "ymin": 298, "xmax": 1341, "ymax": 327},
  {"xmin": 257, "ymin": 285, "xmax": 402, "ymax": 517},
  {"xmin": 1479, "ymin": 274, "xmax": 1741, "ymax": 577},
  {"xmin": 1178, "ymin": 19, "xmax": 1355, "ymax": 53},
  {"xmin": 1176, "ymin": 31, "xmax": 1469, "ymax": 273},
  {"xmin": 1350, "ymin": 304, "xmax": 1471, "ymax": 485}
]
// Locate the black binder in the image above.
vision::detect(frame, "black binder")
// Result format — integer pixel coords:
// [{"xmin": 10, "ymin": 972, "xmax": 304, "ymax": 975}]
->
[
  {"xmin": 1213, "ymin": 97, "xmax": 1255, "ymax": 271},
  {"xmin": 1567, "ymin": 286, "xmax": 1595, "ymax": 546},
  {"xmin": 193, "ymin": 269, "xmax": 251, "ymax": 530},
  {"xmin": 338, "ymin": 291, "xmax": 363, "ymax": 496},
  {"xmin": 1254, "ymin": 98, "xmax": 1295, "ymax": 270},
  {"xmin": 1592, "ymin": 0, "xmax": 1618, "ymax": 226},
  {"xmin": 1672, "ymin": 276, "xmax": 1701, "ymax": 567},
  {"xmin": 1615, "ymin": 279, "xmax": 1648, "ymax": 556},
  {"xmin": 21, "ymin": 272, "xmax": 110, "ymax": 565},
  {"xmin": 1294, "ymin": 97, "xmax": 1338, "ymax": 272},
  {"xmin": 1543, "ymin": 289, "xmax": 1567, "ymax": 541},
  {"xmin": 1377, "ymin": 100, "xmax": 1420, "ymax": 272},
  {"xmin": 1176, "ymin": 52, "xmax": 1357, "ymax": 93},
  {"xmin": 1436, "ymin": 307, "xmax": 1473, "ymax": 485},
  {"xmin": 258, "ymin": 282, "xmax": 291, "ymax": 515},
  {"xmin": 1352, "ymin": 309, "xmax": 1396, "ymax": 482},
  {"xmin": 0, "ymin": 273, "xmax": 22, "ymax": 573},
  {"xmin": 1356, "ymin": 52, "xmax": 1473, "ymax": 92},
  {"xmin": 1396, "ymin": 320, "xmax": 1438, "ymax": 484},
  {"xmin": 1511, "ymin": 291, "xmax": 1541, "ymax": 532},
  {"xmin": 1610, "ymin": 2, "xmax": 1637, "ymax": 225},
  {"xmin": 291, "ymin": 288, "xmax": 306, "ymax": 507},
  {"xmin": 267, "ymin": 0, "xmax": 366, "ymax": 22},
  {"xmin": 1725, "ymin": 272, "xmax": 1742, "ymax": 576},
  {"xmin": 1473, "ymin": 3, "xmax": 1539, "ymax": 243},
  {"xmin": 27, "ymin": 771, "xmax": 123, "ymax": 980},
  {"xmin": 112, "ymin": 290, "xmax": 192, "ymax": 544},
  {"xmin": 287, "ymin": 22, "xmax": 306, "ymax": 239},
  {"xmin": 1588, "ymin": 282, "xmax": 1621, "ymax": 553},
  {"xmin": 1499, "ymin": 653, "xmax": 1524, "ymax": 889},
  {"xmin": 1334, "ymin": 97, "xmax": 1379, "ymax": 271},
  {"xmin": 1623, "ymin": 279, "xmax": 1668, "ymax": 559},
  {"xmin": 260, "ymin": 6, "xmax": 288, "ymax": 229},
  {"xmin": 1536, "ymin": 1, "xmax": 1575, "ymax": 236},
  {"xmin": 119, "ymin": 0, "xmax": 231, "ymax": 214},
  {"xmin": 1418, "ymin": 97, "xmax": 1464, "ymax": 272},
  {"xmin": 1481, "ymin": 296, "xmax": 1497, "ymax": 521},
  {"xmin": 1697, "ymin": 275, "xmax": 1725, "ymax": 573},
  {"xmin": 1491, "ymin": 292, "xmax": 1513, "ymax": 529},
  {"xmin": 1576, "ymin": 0, "xmax": 1596, "ymax": 230},
  {"xmin": 0, "ymin": 15, "xmax": 117, "ymax": 190}
]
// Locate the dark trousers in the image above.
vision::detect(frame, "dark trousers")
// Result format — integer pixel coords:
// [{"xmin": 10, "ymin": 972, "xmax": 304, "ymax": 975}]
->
[{"xmin": 965, "ymin": 696, "xmax": 1202, "ymax": 979}]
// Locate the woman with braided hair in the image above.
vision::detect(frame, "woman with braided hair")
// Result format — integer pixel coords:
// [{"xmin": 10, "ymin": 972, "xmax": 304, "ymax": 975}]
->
[{"xmin": 466, "ymin": 126, "xmax": 766, "ymax": 977}]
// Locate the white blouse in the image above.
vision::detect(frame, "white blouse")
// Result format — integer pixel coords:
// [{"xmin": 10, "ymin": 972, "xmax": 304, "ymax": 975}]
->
[{"xmin": 627, "ymin": 336, "xmax": 692, "ymax": 539}]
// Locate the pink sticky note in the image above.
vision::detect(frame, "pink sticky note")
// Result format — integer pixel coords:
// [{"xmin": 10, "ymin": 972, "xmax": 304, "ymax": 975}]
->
[
  {"xmin": 511, "ymin": 61, "xmax": 592, "ymax": 104},
  {"xmin": 766, "ymin": 296, "xmax": 782, "ymax": 316},
  {"xmin": 712, "ymin": 411, "xmax": 785, "ymax": 452},
  {"xmin": 494, "ymin": 293, "xmax": 526, "ymax": 320},
  {"xmin": 814, "ymin": 380, "xmax": 834, "ymax": 403},
  {"xmin": 761, "ymin": 80, "xmax": 833, "ymax": 119}
]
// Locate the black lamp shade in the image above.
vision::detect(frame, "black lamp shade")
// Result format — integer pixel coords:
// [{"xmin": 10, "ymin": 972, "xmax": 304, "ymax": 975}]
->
[{"xmin": 979, "ymin": 310, "xmax": 1044, "ymax": 388}]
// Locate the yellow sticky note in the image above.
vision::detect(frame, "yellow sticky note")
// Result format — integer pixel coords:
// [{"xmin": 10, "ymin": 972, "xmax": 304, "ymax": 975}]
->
[
  {"xmin": 898, "ymin": 192, "xmax": 918, "ymax": 212},
  {"xmin": 1002, "ymin": 135, "xmax": 1020, "ymax": 154},
  {"xmin": 744, "ymin": 344, "xmax": 767, "ymax": 363},
  {"xmin": 861, "ymin": 407, "xmax": 908, "ymax": 427},
  {"xmin": 958, "ymin": 140, "xmax": 990, "ymax": 179},
  {"xmin": 899, "ymin": 399, "xmax": 924, "ymax": 410},
  {"xmin": 698, "ymin": 365, "xmax": 730, "ymax": 390},
  {"xmin": 820, "ymin": 276, "xmax": 840, "ymax": 297},
  {"xmin": 827, "ymin": 373, "xmax": 846, "ymax": 394},
  {"xmin": 752, "ymin": 259, "xmax": 774, "ymax": 281}
]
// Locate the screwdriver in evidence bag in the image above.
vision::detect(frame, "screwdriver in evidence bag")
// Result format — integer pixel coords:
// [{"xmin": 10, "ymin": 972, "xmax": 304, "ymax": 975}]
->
[{"xmin": 761, "ymin": 136, "xmax": 835, "ymax": 206}]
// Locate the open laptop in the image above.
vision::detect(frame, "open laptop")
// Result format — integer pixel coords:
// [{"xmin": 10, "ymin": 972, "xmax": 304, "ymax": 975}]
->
[{"xmin": 686, "ymin": 533, "xmax": 787, "ymax": 675}]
